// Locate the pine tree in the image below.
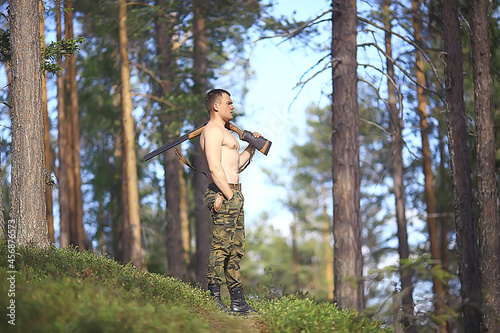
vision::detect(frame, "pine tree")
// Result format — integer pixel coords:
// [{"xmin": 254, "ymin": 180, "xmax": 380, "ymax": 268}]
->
[
  {"xmin": 382, "ymin": 1, "xmax": 415, "ymax": 330},
  {"xmin": 470, "ymin": 0, "xmax": 500, "ymax": 330},
  {"xmin": 331, "ymin": 0, "xmax": 363, "ymax": 311},
  {"xmin": 9, "ymin": 0, "xmax": 49, "ymax": 247},
  {"xmin": 118, "ymin": 0, "xmax": 143, "ymax": 267}
]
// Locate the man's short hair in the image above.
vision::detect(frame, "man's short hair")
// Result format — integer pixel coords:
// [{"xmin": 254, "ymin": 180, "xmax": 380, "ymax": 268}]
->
[{"xmin": 205, "ymin": 89, "xmax": 230, "ymax": 114}]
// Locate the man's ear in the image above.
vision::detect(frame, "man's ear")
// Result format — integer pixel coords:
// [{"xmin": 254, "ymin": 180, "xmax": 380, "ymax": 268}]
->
[{"xmin": 214, "ymin": 103, "xmax": 219, "ymax": 111}]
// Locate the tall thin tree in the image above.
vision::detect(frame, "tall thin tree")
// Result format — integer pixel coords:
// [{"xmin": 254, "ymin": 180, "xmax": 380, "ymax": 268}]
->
[
  {"xmin": 40, "ymin": 0, "xmax": 55, "ymax": 244},
  {"xmin": 118, "ymin": 0, "xmax": 143, "ymax": 267},
  {"xmin": 65, "ymin": 0, "xmax": 89, "ymax": 250},
  {"xmin": 409, "ymin": 1, "xmax": 445, "ymax": 328},
  {"xmin": 441, "ymin": 0, "xmax": 482, "ymax": 331},
  {"xmin": 155, "ymin": 0, "xmax": 185, "ymax": 279},
  {"xmin": 9, "ymin": 0, "xmax": 49, "ymax": 247},
  {"xmin": 470, "ymin": 0, "xmax": 500, "ymax": 330},
  {"xmin": 56, "ymin": 0, "xmax": 70, "ymax": 248},
  {"xmin": 331, "ymin": 0, "xmax": 363, "ymax": 311},
  {"xmin": 192, "ymin": 0, "xmax": 211, "ymax": 289},
  {"xmin": 383, "ymin": 1, "xmax": 415, "ymax": 331}
]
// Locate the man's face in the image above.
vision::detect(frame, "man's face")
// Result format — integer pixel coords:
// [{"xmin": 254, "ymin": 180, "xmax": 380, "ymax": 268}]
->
[{"xmin": 215, "ymin": 93, "xmax": 234, "ymax": 122}]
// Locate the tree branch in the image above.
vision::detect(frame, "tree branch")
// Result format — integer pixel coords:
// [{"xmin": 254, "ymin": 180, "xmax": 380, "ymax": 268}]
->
[
  {"xmin": 357, "ymin": 16, "xmax": 443, "ymax": 89},
  {"xmin": 132, "ymin": 92, "xmax": 176, "ymax": 108},
  {"xmin": 135, "ymin": 62, "xmax": 167, "ymax": 92},
  {"xmin": 358, "ymin": 50, "xmax": 442, "ymax": 101},
  {"xmin": 254, "ymin": 9, "xmax": 332, "ymax": 44}
]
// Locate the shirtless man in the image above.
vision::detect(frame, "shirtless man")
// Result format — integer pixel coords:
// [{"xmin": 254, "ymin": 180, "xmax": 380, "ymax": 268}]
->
[{"xmin": 200, "ymin": 89, "xmax": 259, "ymax": 315}]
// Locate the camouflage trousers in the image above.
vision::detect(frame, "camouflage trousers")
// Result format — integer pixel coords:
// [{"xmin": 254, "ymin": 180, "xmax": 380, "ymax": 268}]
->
[{"xmin": 204, "ymin": 183, "xmax": 245, "ymax": 289}]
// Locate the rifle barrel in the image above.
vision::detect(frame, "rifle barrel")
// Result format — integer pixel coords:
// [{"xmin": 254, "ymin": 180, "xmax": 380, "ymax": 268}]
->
[
  {"xmin": 143, "ymin": 132, "xmax": 190, "ymax": 161},
  {"xmin": 143, "ymin": 123, "xmax": 207, "ymax": 161}
]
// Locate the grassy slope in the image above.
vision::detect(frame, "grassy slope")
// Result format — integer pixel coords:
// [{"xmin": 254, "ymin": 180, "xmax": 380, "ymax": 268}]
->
[{"xmin": 0, "ymin": 242, "xmax": 389, "ymax": 332}]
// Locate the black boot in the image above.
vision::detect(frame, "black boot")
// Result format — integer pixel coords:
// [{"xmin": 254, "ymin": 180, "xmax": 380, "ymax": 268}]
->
[
  {"xmin": 208, "ymin": 284, "xmax": 230, "ymax": 313},
  {"xmin": 229, "ymin": 287, "xmax": 258, "ymax": 315}
]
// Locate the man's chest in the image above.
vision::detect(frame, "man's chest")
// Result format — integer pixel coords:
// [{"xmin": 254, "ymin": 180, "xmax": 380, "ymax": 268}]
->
[{"xmin": 222, "ymin": 131, "xmax": 240, "ymax": 151}]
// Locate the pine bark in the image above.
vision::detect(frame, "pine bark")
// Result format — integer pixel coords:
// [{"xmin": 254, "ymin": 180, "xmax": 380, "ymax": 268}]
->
[
  {"xmin": 155, "ymin": 0, "xmax": 185, "ymax": 279},
  {"xmin": 118, "ymin": 0, "xmax": 143, "ymax": 267},
  {"xmin": 179, "ymin": 168, "xmax": 191, "ymax": 275},
  {"xmin": 441, "ymin": 0, "xmax": 483, "ymax": 331},
  {"xmin": 65, "ymin": 0, "xmax": 89, "ymax": 251},
  {"xmin": 64, "ymin": 1, "xmax": 77, "ymax": 248},
  {"xmin": 9, "ymin": 0, "xmax": 49, "ymax": 247},
  {"xmin": 120, "ymin": 132, "xmax": 131, "ymax": 263},
  {"xmin": 40, "ymin": 0, "xmax": 54, "ymax": 244},
  {"xmin": 192, "ymin": 0, "xmax": 211, "ymax": 289},
  {"xmin": 56, "ymin": 1, "xmax": 70, "ymax": 248},
  {"xmin": 410, "ymin": 1, "xmax": 445, "ymax": 329},
  {"xmin": 383, "ymin": 1, "xmax": 415, "ymax": 331},
  {"xmin": 470, "ymin": 1, "xmax": 500, "ymax": 331},
  {"xmin": 322, "ymin": 185, "xmax": 334, "ymax": 302},
  {"xmin": 331, "ymin": 0, "xmax": 363, "ymax": 311},
  {"xmin": 436, "ymin": 121, "xmax": 453, "ymax": 333}
]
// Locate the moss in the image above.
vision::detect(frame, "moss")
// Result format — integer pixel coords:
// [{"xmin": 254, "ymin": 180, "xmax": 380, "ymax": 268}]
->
[{"xmin": 0, "ymin": 242, "xmax": 388, "ymax": 332}]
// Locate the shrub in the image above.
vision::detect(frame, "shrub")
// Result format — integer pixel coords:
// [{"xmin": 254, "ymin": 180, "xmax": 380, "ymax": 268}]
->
[{"xmin": 251, "ymin": 294, "xmax": 390, "ymax": 333}]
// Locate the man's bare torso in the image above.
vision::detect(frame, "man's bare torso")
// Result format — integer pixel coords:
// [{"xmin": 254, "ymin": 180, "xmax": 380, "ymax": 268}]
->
[{"xmin": 200, "ymin": 122, "xmax": 240, "ymax": 184}]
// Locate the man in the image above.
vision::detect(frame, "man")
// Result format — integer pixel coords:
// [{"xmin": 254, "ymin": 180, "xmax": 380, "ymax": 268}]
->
[{"xmin": 199, "ymin": 89, "xmax": 259, "ymax": 315}]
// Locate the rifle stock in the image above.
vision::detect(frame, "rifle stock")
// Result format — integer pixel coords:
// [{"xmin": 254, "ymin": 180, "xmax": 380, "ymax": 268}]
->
[
  {"xmin": 225, "ymin": 123, "xmax": 272, "ymax": 155},
  {"xmin": 143, "ymin": 122, "xmax": 272, "ymax": 161}
]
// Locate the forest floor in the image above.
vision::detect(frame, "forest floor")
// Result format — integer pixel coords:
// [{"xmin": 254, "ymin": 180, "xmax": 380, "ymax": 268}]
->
[{"xmin": 0, "ymin": 241, "xmax": 388, "ymax": 332}]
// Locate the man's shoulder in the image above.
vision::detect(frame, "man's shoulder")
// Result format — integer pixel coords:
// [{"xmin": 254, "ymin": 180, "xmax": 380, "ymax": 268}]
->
[
  {"xmin": 202, "ymin": 122, "xmax": 225, "ymax": 136},
  {"xmin": 201, "ymin": 122, "xmax": 226, "ymax": 143}
]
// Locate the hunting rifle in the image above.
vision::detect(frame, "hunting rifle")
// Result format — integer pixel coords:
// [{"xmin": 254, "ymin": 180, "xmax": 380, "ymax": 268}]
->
[{"xmin": 143, "ymin": 122, "xmax": 272, "ymax": 161}]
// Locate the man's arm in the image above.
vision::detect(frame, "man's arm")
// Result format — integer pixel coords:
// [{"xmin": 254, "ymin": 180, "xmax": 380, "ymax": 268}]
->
[
  {"xmin": 202, "ymin": 126, "xmax": 234, "ymax": 200},
  {"xmin": 239, "ymin": 145, "xmax": 255, "ymax": 168},
  {"xmin": 238, "ymin": 132, "xmax": 261, "ymax": 168}
]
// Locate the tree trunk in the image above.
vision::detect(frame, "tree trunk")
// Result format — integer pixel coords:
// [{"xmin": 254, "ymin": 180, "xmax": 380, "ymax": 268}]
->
[
  {"xmin": 64, "ymin": 0, "xmax": 77, "ymax": 248},
  {"xmin": 155, "ymin": 0, "xmax": 185, "ymax": 279},
  {"xmin": 118, "ymin": 0, "xmax": 143, "ymax": 267},
  {"xmin": 161, "ymin": 139, "xmax": 184, "ymax": 278},
  {"xmin": 56, "ymin": 0, "xmax": 70, "ymax": 248},
  {"xmin": 179, "ymin": 167, "xmax": 191, "ymax": 278},
  {"xmin": 322, "ymin": 185, "xmax": 334, "ymax": 302},
  {"xmin": 410, "ymin": 1, "xmax": 445, "ymax": 329},
  {"xmin": 119, "ymin": 132, "xmax": 131, "ymax": 264},
  {"xmin": 192, "ymin": 0, "xmax": 211, "ymax": 289},
  {"xmin": 441, "ymin": 0, "xmax": 483, "ymax": 331},
  {"xmin": 436, "ymin": 117, "xmax": 453, "ymax": 333},
  {"xmin": 384, "ymin": 1, "xmax": 415, "ymax": 330},
  {"xmin": 65, "ymin": 0, "xmax": 89, "ymax": 251},
  {"xmin": 9, "ymin": 0, "xmax": 49, "ymax": 247},
  {"xmin": 470, "ymin": 1, "xmax": 500, "ymax": 331},
  {"xmin": 39, "ymin": 0, "xmax": 55, "ymax": 244},
  {"xmin": 331, "ymin": 0, "xmax": 363, "ymax": 311},
  {"xmin": 291, "ymin": 218, "xmax": 300, "ymax": 291}
]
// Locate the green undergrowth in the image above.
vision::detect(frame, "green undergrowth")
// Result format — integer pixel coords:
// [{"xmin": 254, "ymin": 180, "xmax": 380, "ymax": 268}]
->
[
  {"xmin": 0, "ymin": 242, "xmax": 389, "ymax": 332},
  {"xmin": 250, "ymin": 292, "xmax": 390, "ymax": 333}
]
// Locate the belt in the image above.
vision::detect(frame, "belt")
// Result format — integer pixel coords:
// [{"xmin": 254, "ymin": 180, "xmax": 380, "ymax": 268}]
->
[{"xmin": 208, "ymin": 183, "xmax": 241, "ymax": 191}]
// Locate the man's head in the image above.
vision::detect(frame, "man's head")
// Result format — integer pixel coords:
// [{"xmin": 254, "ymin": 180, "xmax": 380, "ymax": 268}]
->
[{"xmin": 205, "ymin": 89, "xmax": 231, "ymax": 114}]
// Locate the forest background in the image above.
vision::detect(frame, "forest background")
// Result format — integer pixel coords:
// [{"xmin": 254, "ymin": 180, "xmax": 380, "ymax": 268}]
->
[{"xmin": 0, "ymin": 0, "xmax": 499, "ymax": 332}]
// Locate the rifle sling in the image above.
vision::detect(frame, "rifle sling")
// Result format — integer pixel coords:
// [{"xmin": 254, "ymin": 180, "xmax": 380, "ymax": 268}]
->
[{"xmin": 174, "ymin": 147, "xmax": 208, "ymax": 178}]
